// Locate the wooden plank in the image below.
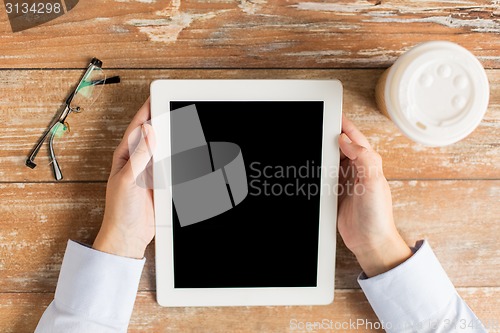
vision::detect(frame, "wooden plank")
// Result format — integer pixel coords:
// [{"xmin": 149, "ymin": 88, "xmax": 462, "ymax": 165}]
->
[
  {"xmin": 1, "ymin": 288, "xmax": 499, "ymax": 333},
  {"xmin": 0, "ymin": 180, "xmax": 498, "ymax": 293},
  {"xmin": 129, "ymin": 288, "xmax": 500, "ymax": 333},
  {"xmin": 0, "ymin": 0, "xmax": 498, "ymax": 69},
  {"xmin": 0, "ymin": 182, "xmax": 154, "ymax": 293},
  {"xmin": 392, "ymin": 180, "xmax": 500, "ymax": 288},
  {"xmin": 0, "ymin": 69, "xmax": 498, "ymax": 182},
  {"xmin": 0, "ymin": 183, "xmax": 107, "ymax": 293},
  {"xmin": 338, "ymin": 180, "xmax": 500, "ymax": 289}
]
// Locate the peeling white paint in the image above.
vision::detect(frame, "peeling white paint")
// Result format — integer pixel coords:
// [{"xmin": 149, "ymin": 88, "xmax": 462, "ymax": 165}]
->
[
  {"xmin": 393, "ymin": 200, "xmax": 418, "ymax": 208},
  {"xmin": 358, "ymin": 47, "xmax": 392, "ymax": 57},
  {"xmin": 110, "ymin": 25, "xmax": 129, "ymax": 34},
  {"xmin": 411, "ymin": 144, "xmax": 427, "ymax": 152},
  {"xmin": 239, "ymin": 0, "xmax": 268, "ymax": 15},
  {"xmin": 292, "ymin": 1, "xmax": 368, "ymax": 13},
  {"xmin": 368, "ymin": 16, "xmax": 500, "ymax": 33},
  {"xmin": 368, "ymin": 11, "xmax": 397, "ymax": 17},
  {"xmin": 336, "ymin": 23, "xmax": 362, "ymax": 30},
  {"xmin": 128, "ymin": 16, "xmax": 192, "ymax": 43},
  {"xmin": 283, "ymin": 51, "xmax": 396, "ymax": 65},
  {"xmin": 294, "ymin": 2, "xmax": 497, "ymax": 15},
  {"xmin": 489, "ymin": 186, "xmax": 500, "ymax": 198},
  {"xmin": 9, "ymin": 277, "xmax": 31, "ymax": 287},
  {"xmin": 292, "ymin": 1, "xmax": 500, "ymax": 33},
  {"xmin": 335, "ymin": 55, "xmax": 398, "ymax": 65},
  {"xmin": 0, "ymin": 240, "xmax": 30, "ymax": 251},
  {"xmin": 127, "ymin": 0, "xmax": 221, "ymax": 43},
  {"xmin": 285, "ymin": 50, "xmax": 351, "ymax": 57},
  {"xmin": 389, "ymin": 180, "xmax": 404, "ymax": 188}
]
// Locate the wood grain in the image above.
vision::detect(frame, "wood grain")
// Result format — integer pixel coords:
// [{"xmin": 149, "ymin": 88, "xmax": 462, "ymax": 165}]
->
[
  {"xmin": 0, "ymin": 0, "xmax": 498, "ymax": 69},
  {"xmin": 1, "ymin": 288, "xmax": 499, "ymax": 333},
  {"xmin": 0, "ymin": 69, "xmax": 498, "ymax": 182},
  {"xmin": 338, "ymin": 179, "xmax": 500, "ymax": 288},
  {"xmin": 0, "ymin": 180, "xmax": 497, "ymax": 293},
  {"xmin": 0, "ymin": 1, "xmax": 498, "ymax": 329}
]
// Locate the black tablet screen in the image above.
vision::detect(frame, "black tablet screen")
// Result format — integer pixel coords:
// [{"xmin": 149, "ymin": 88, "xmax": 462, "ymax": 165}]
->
[{"xmin": 170, "ymin": 101, "xmax": 324, "ymax": 288}]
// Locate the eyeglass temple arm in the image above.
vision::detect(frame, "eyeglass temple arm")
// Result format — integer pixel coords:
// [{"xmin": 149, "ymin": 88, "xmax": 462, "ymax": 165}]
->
[
  {"xmin": 91, "ymin": 76, "xmax": 121, "ymax": 86},
  {"xmin": 26, "ymin": 105, "xmax": 71, "ymax": 169},
  {"xmin": 26, "ymin": 121, "xmax": 60, "ymax": 169},
  {"xmin": 48, "ymin": 127, "xmax": 63, "ymax": 181}
]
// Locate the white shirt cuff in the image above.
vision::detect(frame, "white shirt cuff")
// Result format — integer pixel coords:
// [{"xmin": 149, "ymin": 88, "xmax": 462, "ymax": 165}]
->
[
  {"xmin": 54, "ymin": 240, "xmax": 146, "ymax": 327},
  {"xmin": 357, "ymin": 240, "xmax": 457, "ymax": 331}
]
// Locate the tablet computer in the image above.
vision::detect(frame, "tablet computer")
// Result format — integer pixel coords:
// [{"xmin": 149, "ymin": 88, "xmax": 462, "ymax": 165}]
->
[{"xmin": 151, "ymin": 80, "xmax": 342, "ymax": 307}]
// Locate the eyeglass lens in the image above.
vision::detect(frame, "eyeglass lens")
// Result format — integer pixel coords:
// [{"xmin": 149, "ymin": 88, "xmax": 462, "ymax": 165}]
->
[{"xmin": 70, "ymin": 66, "xmax": 106, "ymax": 112}]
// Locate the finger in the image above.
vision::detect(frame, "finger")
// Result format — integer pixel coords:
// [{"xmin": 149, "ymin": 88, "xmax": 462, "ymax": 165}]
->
[
  {"xmin": 339, "ymin": 135, "xmax": 346, "ymax": 160},
  {"xmin": 339, "ymin": 133, "xmax": 363, "ymax": 161},
  {"xmin": 122, "ymin": 98, "xmax": 151, "ymax": 141},
  {"xmin": 109, "ymin": 126, "xmax": 138, "ymax": 178},
  {"xmin": 124, "ymin": 123, "xmax": 157, "ymax": 185},
  {"xmin": 111, "ymin": 98, "xmax": 152, "ymax": 172},
  {"xmin": 339, "ymin": 133, "xmax": 383, "ymax": 181},
  {"xmin": 341, "ymin": 114, "xmax": 372, "ymax": 149}
]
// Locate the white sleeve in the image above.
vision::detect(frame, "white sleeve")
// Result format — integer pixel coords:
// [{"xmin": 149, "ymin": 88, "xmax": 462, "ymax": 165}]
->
[
  {"xmin": 358, "ymin": 240, "xmax": 487, "ymax": 332},
  {"xmin": 35, "ymin": 240, "xmax": 145, "ymax": 333}
]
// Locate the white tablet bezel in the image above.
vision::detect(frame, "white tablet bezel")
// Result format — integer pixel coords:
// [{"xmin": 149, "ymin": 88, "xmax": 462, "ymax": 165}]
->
[{"xmin": 151, "ymin": 80, "xmax": 342, "ymax": 307}]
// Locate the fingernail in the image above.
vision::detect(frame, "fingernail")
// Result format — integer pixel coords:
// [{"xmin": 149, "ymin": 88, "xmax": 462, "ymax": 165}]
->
[{"xmin": 341, "ymin": 133, "xmax": 352, "ymax": 143}]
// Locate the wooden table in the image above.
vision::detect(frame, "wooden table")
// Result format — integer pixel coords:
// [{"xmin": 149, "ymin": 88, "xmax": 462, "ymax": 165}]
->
[{"xmin": 0, "ymin": 1, "xmax": 499, "ymax": 332}]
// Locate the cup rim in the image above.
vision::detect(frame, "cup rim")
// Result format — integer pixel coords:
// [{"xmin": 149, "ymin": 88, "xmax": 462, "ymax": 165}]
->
[{"xmin": 383, "ymin": 41, "xmax": 490, "ymax": 146}]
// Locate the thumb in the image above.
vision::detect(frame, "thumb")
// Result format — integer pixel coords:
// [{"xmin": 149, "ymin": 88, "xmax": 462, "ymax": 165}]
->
[
  {"xmin": 339, "ymin": 133, "xmax": 368, "ymax": 161},
  {"xmin": 338, "ymin": 133, "xmax": 383, "ymax": 181},
  {"xmin": 126, "ymin": 123, "xmax": 156, "ymax": 182}
]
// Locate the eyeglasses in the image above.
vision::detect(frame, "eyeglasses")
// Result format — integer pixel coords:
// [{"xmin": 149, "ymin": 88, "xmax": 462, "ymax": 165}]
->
[{"xmin": 26, "ymin": 58, "xmax": 120, "ymax": 181}]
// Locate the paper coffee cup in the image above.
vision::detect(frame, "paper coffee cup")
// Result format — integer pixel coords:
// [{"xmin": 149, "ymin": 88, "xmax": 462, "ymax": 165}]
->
[{"xmin": 375, "ymin": 41, "xmax": 489, "ymax": 146}]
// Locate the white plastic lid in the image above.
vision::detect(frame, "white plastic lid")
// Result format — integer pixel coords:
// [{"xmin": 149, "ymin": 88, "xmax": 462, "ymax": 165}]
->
[{"xmin": 384, "ymin": 41, "xmax": 490, "ymax": 146}]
